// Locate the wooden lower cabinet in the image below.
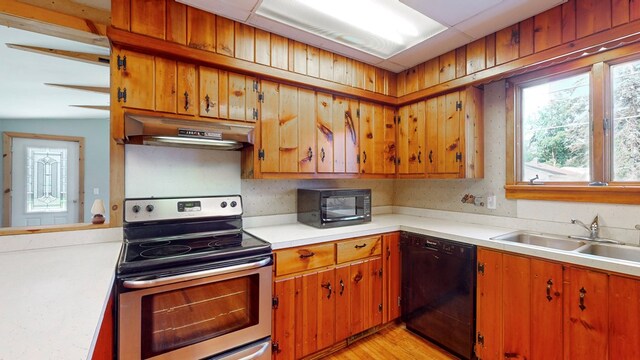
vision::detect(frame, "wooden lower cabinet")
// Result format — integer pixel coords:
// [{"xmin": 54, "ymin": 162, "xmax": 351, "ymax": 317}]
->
[
  {"xmin": 272, "ymin": 235, "xmax": 393, "ymax": 359},
  {"xmin": 477, "ymin": 247, "xmax": 640, "ymax": 360}
]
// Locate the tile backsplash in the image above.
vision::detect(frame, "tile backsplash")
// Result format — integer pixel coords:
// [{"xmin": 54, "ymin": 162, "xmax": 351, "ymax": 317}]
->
[{"xmin": 241, "ymin": 179, "xmax": 394, "ymax": 217}]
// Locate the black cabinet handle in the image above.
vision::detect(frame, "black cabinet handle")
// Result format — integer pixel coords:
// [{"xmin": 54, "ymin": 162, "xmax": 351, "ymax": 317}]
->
[
  {"xmin": 579, "ymin": 287, "xmax": 587, "ymax": 311},
  {"xmin": 354, "ymin": 243, "xmax": 367, "ymax": 249},
  {"xmin": 418, "ymin": 151, "xmax": 422, "ymax": 164},
  {"xmin": 205, "ymin": 94, "xmax": 211, "ymax": 113},
  {"xmin": 299, "ymin": 251, "xmax": 315, "ymax": 259},
  {"xmin": 354, "ymin": 272, "xmax": 363, "ymax": 283},
  {"xmin": 546, "ymin": 279, "xmax": 553, "ymax": 302},
  {"xmin": 184, "ymin": 91, "xmax": 190, "ymax": 111},
  {"xmin": 308, "ymin": 147, "xmax": 313, "ymax": 161},
  {"xmin": 340, "ymin": 279, "xmax": 345, "ymax": 295},
  {"xmin": 362, "ymin": 151, "xmax": 367, "ymax": 164},
  {"xmin": 428, "ymin": 150, "xmax": 433, "ymax": 163},
  {"xmin": 321, "ymin": 282, "xmax": 332, "ymax": 299},
  {"xmin": 321, "ymin": 147, "xmax": 325, "ymax": 162}
]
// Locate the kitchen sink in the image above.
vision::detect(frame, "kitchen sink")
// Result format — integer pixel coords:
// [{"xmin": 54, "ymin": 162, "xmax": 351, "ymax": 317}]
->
[
  {"xmin": 491, "ymin": 231, "xmax": 587, "ymax": 251},
  {"xmin": 577, "ymin": 243, "xmax": 640, "ymax": 263}
]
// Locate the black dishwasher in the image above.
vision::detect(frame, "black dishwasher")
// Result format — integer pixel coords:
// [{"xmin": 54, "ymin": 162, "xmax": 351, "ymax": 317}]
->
[{"xmin": 401, "ymin": 232, "xmax": 477, "ymax": 360}]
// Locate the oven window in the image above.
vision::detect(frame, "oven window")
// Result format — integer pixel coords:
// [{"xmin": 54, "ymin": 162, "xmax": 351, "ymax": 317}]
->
[
  {"xmin": 324, "ymin": 196, "xmax": 357, "ymax": 218},
  {"xmin": 140, "ymin": 275, "xmax": 259, "ymax": 358}
]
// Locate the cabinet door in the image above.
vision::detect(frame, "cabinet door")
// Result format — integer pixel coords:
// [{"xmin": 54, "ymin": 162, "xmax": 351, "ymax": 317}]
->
[
  {"xmin": 154, "ymin": 57, "xmax": 176, "ymax": 113},
  {"xmin": 295, "ymin": 272, "xmax": 318, "ymax": 358},
  {"xmin": 426, "ymin": 91, "xmax": 464, "ymax": 177},
  {"xmin": 530, "ymin": 259, "xmax": 563, "ymax": 360},
  {"xmin": 345, "ymin": 99, "xmax": 360, "ymax": 173},
  {"xmin": 366, "ymin": 257, "xmax": 383, "ymax": 328},
  {"xmin": 397, "ymin": 103, "xmax": 425, "ymax": 174},
  {"xmin": 278, "ymin": 84, "xmax": 299, "ymax": 173},
  {"xmin": 260, "ymin": 80, "xmax": 279, "ymax": 172},
  {"xmin": 317, "ymin": 92, "xmax": 334, "ymax": 173},
  {"xmin": 502, "ymin": 254, "xmax": 530, "ymax": 360},
  {"xmin": 381, "ymin": 106, "xmax": 397, "ymax": 174},
  {"xmin": 317, "ymin": 268, "xmax": 336, "ymax": 350},
  {"xmin": 199, "ymin": 67, "xmax": 219, "ymax": 118},
  {"xmin": 566, "ymin": 267, "xmax": 608, "ymax": 360},
  {"xmin": 609, "ymin": 275, "xmax": 640, "ymax": 359},
  {"xmin": 115, "ymin": 50, "xmax": 154, "ymax": 110},
  {"xmin": 359, "ymin": 102, "xmax": 395, "ymax": 175},
  {"xmin": 383, "ymin": 233, "xmax": 401, "ymax": 322},
  {"xmin": 359, "ymin": 101, "xmax": 376, "ymax": 174},
  {"xmin": 298, "ymin": 88, "xmax": 316, "ymax": 173},
  {"xmin": 228, "ymin": 73, "xmax": 258, "ymax": 122},
  {"xmin": 177, "ymin": 62, "xmax": 197, "ymax": 116},
  {"xmin": 476, "ymin": 249, "xmax": 503, "ymax": 360},
  {"xmin": 349, "ymin": 260, "xmax": 367, "ymax": 335},
  {"xmin": 335, "ymin": 264, "xmax": 350, "ymax": 342},
  {"xmin": 332, "ymin": 96, "xmax": 348, "ymax": 173},
  {"xmin": 273, "ymin": 277, "xmax": 296, "ymax": 360}
]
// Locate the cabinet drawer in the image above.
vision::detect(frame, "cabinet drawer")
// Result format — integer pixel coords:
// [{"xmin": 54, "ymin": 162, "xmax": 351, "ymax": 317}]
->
[
  {"xmin": 336, "ymin": 236, "xmax": 382, "ymax": 264},
  {"xmin": 275, "ymin": 243, "xmax": 335, "ymax": 276}
]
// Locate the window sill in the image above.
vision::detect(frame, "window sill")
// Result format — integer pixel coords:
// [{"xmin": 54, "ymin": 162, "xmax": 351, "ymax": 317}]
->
[{"xmin": 505, "ymin": 185, "xmax": 640, "ymax": 204}]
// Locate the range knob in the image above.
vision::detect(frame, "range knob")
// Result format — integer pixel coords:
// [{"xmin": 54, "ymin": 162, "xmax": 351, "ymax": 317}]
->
[
  {"xmin": 230, "ymin": 201, "xmax": 237, "ymax": 208},
  {"xmin": 146, "ymin": 204, "xmax": 154, "ymax": 212},
  {"xmin": 132, "ymin": 205, "xmax": 141, "ymax": 213},
  {"xmin": 221, "ymin": 201, "xmax": 228, "ymax": 208}
]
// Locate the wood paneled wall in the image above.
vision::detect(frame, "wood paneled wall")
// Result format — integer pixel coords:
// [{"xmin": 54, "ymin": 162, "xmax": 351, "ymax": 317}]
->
[
  {"xmin": 111, "ymin": 0, "xmax": 396, "ymax": 97},
  {"xmin": 396, "ymin": 0, "xmax": 640, "ymax": 97}
]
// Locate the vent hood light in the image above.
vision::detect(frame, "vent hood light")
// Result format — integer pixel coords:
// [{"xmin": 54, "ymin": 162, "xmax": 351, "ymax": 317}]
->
[
  {"xmin": 143, "ymin": 136, "xmax": 244, "ymax": 150},
  {"xmin": 256, "ymin": 0, "xmax": 447, "ymax": 59}
]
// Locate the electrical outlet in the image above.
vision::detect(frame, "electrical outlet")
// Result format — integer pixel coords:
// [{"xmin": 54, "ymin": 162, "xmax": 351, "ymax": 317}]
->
[
  {"xmin": 487, "ymin": 195, "xmax": 497, "ymax": 210},
  {"xmin": 93, "ymin": 188, "xmax": 100, "ymax": 195}
]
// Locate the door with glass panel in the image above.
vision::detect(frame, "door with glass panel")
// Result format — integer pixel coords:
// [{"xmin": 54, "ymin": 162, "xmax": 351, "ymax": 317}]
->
[{"xmin": 3, "ymin": 133, "xmax": 83, "ymax": 227}]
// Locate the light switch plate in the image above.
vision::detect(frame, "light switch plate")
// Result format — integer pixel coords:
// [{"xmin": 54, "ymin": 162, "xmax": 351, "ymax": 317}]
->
[{"xmin": 487, "ymin": 195, "xmax": 496, "ymax": 210}]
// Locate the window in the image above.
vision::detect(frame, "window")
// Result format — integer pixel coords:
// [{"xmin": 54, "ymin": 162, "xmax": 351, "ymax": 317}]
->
[{"xmin": 506, "ymin": 49, "xmax": 640, "ymax": 204}]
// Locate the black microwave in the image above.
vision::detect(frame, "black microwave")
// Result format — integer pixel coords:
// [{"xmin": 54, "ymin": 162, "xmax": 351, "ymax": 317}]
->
[{"xmin": 297, "ymin": 188, "xmax": 371, "ymax": 228}]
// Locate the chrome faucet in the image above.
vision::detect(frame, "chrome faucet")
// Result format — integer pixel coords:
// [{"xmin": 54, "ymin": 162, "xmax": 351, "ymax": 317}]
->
[
  {"xmin": 571, "ymin": 215, "xmax": 600, "ymax": 239},
  {"xmin": 569, "ymin": 216, "xmax": 624, "ymax": 244}
]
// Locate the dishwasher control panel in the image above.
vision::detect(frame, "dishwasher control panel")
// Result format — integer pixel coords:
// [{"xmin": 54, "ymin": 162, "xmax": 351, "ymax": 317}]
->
[{"xmin": 401, "ymin": 232, "xmax": 473, "ymax": 258}]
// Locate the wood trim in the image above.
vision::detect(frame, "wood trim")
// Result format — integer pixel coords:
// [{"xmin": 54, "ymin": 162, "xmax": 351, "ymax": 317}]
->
[
  {"xmin": 0, "ymin": 0, "xmax": 108, "ymax": 47},
  {"xmin": 6, "ymin": 44, "xmax": 110, "ymax": 67},
  {"xmin": 2, "ymin": 132, "xmax": 86, "ymax": 227},
  {"xmin": 16, "ymin": 0, "xmax": 111, "ymax": 25},
  {"xmin": 0, "ymin": 222, "xmax": 109, "ymax": 236},
  {"xmin": 505, "ymin": 185, "xmax": 640, "ymax": 204},
  {"xmin": 44, "ymin": 83, "xmax": 110, "ymax": 94},
  {"xmin": 107, "ymin": 26, "xmax": 397, "ymax": 106},
  {"xmin": 397, "ymin": 21, "xmax": 640, "ymax": 105}
]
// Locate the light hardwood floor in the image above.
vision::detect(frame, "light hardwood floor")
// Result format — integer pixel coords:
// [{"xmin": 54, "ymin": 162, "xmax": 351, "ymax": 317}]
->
[{"xmin": 323, "ymin": 324, "xmax": 459, "ymax": 360}]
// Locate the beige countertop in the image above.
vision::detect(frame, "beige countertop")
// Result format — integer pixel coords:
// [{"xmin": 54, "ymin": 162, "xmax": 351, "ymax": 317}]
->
[
  {"xmin": 245, "ymin": 214, "xmax": 640, "ymax": 277},
  {"xmin": 0, "ymin": 240, "xmax": 122, "ymax": 360}
]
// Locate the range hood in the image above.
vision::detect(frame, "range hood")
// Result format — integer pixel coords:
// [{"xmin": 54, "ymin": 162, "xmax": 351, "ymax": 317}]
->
[{"xmin": 124, "ymin": 114, "xmax": 254, "ymax": 150}]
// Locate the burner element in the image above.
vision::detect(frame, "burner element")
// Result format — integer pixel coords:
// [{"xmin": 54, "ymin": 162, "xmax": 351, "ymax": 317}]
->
[
  {"xmin": 140, "ymin": 245, "xmax": 191, "ymax": 258},
  {"xmin": 208, "ymin": 238, "xmax": 243, "ymax": 249}
]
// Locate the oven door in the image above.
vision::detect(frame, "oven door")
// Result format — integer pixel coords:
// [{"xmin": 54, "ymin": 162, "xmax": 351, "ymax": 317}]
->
[{"xmin": 118, "ymin": 257, "xmax": 272, "ymax": 360}]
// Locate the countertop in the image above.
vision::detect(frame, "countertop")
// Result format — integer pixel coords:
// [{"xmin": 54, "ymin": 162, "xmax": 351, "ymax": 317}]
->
[
  {"xmin": 245, "ymin": 214, "xmax": 640, "ymax": 277},
  {"xmin": 0, "ymin": 241, "xmax": 122, "ymax": 360}
]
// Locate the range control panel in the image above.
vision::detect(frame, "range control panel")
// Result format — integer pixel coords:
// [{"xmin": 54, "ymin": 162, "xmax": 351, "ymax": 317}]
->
[{"xmin": 124, "ymin": 195, "xmax": 243, "ymax": 222}]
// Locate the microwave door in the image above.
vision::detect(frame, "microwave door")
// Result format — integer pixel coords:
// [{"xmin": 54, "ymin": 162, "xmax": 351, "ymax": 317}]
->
[{"xmin": 322, "ymin": 208, "xmax": 364, "ymax": 222}]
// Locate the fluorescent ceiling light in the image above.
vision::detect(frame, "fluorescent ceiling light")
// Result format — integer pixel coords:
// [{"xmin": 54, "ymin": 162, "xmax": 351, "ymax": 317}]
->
[{"xmin": 256, "ymin": 0, "xmax": 447, "ymax": 59}]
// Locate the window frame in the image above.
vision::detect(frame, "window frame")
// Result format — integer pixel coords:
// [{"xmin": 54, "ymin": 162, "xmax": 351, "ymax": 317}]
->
[{"xmin": 505, "ymin": 44, "xmax": 640, "ymax": 204}]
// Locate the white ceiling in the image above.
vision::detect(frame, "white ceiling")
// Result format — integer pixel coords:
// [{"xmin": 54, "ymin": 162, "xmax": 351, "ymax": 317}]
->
[
  {"xmin": 0, "ymin": 26, "xmax": 109, "ymax": 120},
  {"xmin": 180, "ymin": 0, "xmax": 567, "ymax": 72}
]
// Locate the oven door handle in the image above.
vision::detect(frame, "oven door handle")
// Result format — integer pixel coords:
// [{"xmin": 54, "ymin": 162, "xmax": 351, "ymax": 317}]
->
[
  {"xmin": 122, "ymin": 257, "xmax": 272, "ymax": 289},
  {"xmin": 218, "ymin": 338, "xmax": 271, "ymax": 360}
]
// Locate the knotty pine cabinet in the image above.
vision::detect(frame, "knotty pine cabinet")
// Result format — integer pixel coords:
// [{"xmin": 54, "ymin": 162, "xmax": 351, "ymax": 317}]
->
[
  {"xmin": 476, "ymin": 248, "xmax": 640, "ymax": 360},
  {"xmin": 397, "ymin": 86, "xmax": 483, "ymax": 178},
  {"xmin": 112, "ymin": 48, "xmax": 155, "ymax": 111},
  {"xmin": 359, "ymin": 101, "xmax": 396, "ymax": 175},
  {"xmin": 272, "ymin": 234, "xmax": 394, "ymax": 359},
  {"xmin": 382, "ymin": 232, "xmax": 402, "ymax": 322},
  {"xmin": 198, "ymin": 67, "xmax": 258, "ymax": 122}
]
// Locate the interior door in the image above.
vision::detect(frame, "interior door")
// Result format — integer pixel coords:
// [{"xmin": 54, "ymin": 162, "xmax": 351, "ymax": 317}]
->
[{"xmin": 9, "ymin": 136, "xmax": 81, "ymax": 226}]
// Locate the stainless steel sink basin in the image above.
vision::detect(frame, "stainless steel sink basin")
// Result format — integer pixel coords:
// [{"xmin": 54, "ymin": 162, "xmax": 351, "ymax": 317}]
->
[
  {"xmin": 577, "ymin": 244, "xmax": 640, "ymax": 263},
  {"xmin": 491, "ymin": 231, "xmax": 587, "ymax": 251}
]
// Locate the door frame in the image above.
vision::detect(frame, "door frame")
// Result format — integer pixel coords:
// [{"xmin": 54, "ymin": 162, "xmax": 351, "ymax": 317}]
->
[{"xmin": 2, "ymin": 132, "xmax": 85, "ymax": 227}]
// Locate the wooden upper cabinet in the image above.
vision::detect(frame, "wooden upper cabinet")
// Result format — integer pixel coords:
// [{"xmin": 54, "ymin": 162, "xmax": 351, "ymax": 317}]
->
[
  {"xmin": 298, "ymin": 88, "xmax": 316, "ymax": 173},
  {"xmin": 397, "ymin": 103, "xmax": 425, "ymax": 175},
  {"xmin": 316, "ymin": 92, "xmax": 334, "ymax": 173},
  {"xmin": 199, "ymin": 66, "xmax": 219, "ymax": 118},
  {"xmin": 359, "ymin": 102, "xmax": 396, "ymax": 175},
  {"xmin": 566, "ymin": 267, "xmax": 609, "ymax": 360},
  {"xmin": 228, "ymin": 73, "xmax": 258, "ymax": 122},
  {"xmin": 154, "ymin": 57, "xmax": 177, "ymax": 113},
  {"xmin": 177, "ymin": 62, "xmax": 197, "ymax": 116},
  {"xmin": 425, "ymin": 87, "xmax": 483, "ymax": 179},
  {"xmin": 113, "ymin": 49, "xmax": 155, "ymax": 111}
]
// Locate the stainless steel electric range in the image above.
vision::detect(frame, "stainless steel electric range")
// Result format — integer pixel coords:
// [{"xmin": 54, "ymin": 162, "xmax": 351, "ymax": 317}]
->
[{"xmin": 116, "ymin": 195, "xmax": 272, "ymax": 360}]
